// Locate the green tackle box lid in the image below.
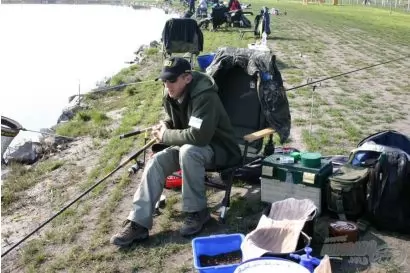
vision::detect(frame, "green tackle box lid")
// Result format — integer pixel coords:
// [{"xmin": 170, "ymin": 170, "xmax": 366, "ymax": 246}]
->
[{"xmin": 301, "ymin": 152, "xmax": 322, "ymax": 168}]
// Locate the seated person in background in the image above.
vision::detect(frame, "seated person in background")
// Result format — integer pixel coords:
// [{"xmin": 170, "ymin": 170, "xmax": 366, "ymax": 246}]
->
[
  {"xmin": 228, "ymin": 0, "xmax": 241, "ymax": 11},
  {"xmin": 110, "ymin": 57, "xmax": 242, "ymax": 247}
]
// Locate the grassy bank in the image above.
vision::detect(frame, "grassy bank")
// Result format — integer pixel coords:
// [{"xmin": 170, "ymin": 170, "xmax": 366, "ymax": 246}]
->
[{"xmin": 2, "ymin": 1, "xmax": 409, "ymax": 272}]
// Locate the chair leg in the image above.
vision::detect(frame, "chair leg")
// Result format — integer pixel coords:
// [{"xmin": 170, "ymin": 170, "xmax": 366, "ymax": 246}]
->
[{"xmin": 219, "ymin": 171, "xmax": 234, "ymax": 223}]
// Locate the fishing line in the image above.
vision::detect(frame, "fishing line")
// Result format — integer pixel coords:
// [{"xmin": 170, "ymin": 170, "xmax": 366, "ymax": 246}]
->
[
  {"xmin": 286, "ymin": 55, "xmax": 409, "ymax": 135},
  {"xmin": 286, "ymin": 55, "xmax": 409, "ymax": 92},
  {"xmin": 1, "ymin": 138, "xmax": 156, "ymax": 258}
]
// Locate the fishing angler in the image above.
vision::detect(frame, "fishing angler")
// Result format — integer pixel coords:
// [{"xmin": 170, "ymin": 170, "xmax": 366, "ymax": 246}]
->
[{"xmin": 110, "ymin": 56, "xmax": 242, "ymax": 246}]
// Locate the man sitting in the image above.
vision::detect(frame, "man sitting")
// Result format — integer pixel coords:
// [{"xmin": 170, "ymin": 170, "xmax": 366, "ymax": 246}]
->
[{"xmin": 110, "ymin": 57, "xmax": 241, "ymax": 247}]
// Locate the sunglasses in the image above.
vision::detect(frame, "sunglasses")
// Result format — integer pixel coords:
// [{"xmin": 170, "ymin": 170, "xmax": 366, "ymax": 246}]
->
[
  {"xmin": 163, "ymin": 78, "xmax": 178, "ymax": 83},
  {"xmin": 162, "ymin": 72, "xmax": 191, "ymax": 84}
]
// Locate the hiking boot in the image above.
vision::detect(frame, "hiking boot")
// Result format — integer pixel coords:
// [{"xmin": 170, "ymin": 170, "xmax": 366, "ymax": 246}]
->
[
  {"xmin": 180, "ymin": 208, "xmax": 211, "ymax": 236},
  {"xmin": 110, "ymin": 220, "xmax": 149, "ymax": 247}
]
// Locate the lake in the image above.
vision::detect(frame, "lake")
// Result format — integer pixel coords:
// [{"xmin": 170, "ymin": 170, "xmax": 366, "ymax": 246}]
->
[{"xmin": 0, "ymin": 4, "xmax": 175, "ymax": 146}]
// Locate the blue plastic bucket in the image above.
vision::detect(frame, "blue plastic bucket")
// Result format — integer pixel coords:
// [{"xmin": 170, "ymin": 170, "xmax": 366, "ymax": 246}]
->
[
  {"xmin": 197, "ymin": 53, "xmax": 216, "ymax": 71},
  {"xmin": 192, "ymin": 233, "xmax": 245, "ymax": 273}
]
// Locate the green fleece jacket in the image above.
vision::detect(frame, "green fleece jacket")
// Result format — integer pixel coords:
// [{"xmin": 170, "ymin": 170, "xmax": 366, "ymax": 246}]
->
[{"xmin": 162, "ymin": 71, "xmax": 242, "ymax": 168}]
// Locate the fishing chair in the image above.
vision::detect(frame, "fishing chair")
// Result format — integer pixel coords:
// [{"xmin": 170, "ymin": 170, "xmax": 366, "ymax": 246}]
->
[
  {"xmin": 205, "ymin": 65, "xmax": 276, "ymax": 223},
  {"xmin": 197, "ymin": 5, "xmax": 230, "ymax": 31},
  {"xmin": 161, "ymin": 18, "xmax": 204, "ymax": 67}
]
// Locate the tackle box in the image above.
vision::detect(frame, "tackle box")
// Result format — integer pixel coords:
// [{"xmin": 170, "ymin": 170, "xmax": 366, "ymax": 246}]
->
[{"xmin": 260, "ymin": 153, "xmax": 333, "ymax": 214}]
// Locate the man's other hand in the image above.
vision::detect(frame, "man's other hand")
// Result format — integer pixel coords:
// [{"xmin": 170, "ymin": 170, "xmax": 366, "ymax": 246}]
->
[{"xmin": 151, "ymin": 121, "xmax": 168, "ymax": 142}]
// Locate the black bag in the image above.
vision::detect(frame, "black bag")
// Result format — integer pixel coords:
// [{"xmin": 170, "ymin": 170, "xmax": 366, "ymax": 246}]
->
[
  {"xmin": 233, "ymin": 158, "xmax": 262, "ymax": 184},
  {"xmin": 366, "ymin": 151, "xmax": 410, "ymax": 233},
  {"xmin": 327, "ymin": 164, "xmax": 370, "ymax": 221}
]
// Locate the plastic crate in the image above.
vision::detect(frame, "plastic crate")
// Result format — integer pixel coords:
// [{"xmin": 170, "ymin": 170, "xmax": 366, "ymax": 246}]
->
[{"xmin": 192, "ymin": 233, "xmax": 245, "ymax": 273}]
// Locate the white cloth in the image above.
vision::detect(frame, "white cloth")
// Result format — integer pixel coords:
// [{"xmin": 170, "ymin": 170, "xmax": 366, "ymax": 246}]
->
[{"xmin": 241, "ymin": 198, "xmax": 317, "ymax": 261}]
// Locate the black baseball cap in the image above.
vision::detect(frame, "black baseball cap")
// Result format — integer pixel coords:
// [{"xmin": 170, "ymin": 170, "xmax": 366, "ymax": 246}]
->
[{"xmin": 156, "ymin": 57, "xmax": 192, "ymax": 82}]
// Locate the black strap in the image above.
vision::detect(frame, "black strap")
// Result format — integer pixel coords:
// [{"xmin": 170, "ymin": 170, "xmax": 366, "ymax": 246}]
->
[
  {"xmin": 374, "ymin": 161, "xmax": 388, "ymax": 212},
  {"xmin": 334, "ymin": 189, "xmax": 347, "ymax": 221}
]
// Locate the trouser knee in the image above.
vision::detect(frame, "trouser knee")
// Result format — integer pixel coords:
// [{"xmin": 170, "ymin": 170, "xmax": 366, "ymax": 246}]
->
[{"xmin": 179, "ymin": 144, "xmax": 204, "ymax": 165}]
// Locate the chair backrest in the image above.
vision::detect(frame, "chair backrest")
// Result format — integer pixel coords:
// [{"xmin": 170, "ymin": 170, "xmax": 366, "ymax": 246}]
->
[
  {"xmin": 216, "ymin": 66, "xmax": 266, "ymax": 157},
  {"xmin": 161, "ymin": 18, "xmax": 204, "ymax": 55},
  {"xmin": 211, "ymin": 5, "xmax": 229, "ymax": 27}
]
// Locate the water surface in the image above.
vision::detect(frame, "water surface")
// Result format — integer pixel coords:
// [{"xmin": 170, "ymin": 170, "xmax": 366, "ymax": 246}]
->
[{"xmin": 0, "ymin": 4, "xmax": 173, "ymax": 145}]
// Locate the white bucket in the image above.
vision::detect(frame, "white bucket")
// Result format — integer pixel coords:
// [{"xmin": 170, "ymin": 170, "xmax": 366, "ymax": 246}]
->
[{"xmin": 234, "ymin": 257, "xmax": 310, "ymax": 273}]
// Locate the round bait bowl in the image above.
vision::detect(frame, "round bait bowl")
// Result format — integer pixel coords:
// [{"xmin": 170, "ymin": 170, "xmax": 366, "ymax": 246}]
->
[{"xmin": 234, "ymin": 257, "xmax": 310, "ymax": 273}]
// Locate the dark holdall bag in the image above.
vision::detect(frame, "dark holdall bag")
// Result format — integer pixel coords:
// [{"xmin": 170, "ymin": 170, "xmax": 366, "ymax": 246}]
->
[
  {"xmin": 327, "ymin": 164, "xmax": 370, "ymax": 221},
  {"xmin": 366, "ymin": 151, "xmax": 410, "ymax": 233}
]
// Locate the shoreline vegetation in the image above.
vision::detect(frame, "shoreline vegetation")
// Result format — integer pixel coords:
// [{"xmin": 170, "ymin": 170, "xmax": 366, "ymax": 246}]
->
[{"xmin": 1, "ymin": 1, "xmax": 409, "ymax": 272}]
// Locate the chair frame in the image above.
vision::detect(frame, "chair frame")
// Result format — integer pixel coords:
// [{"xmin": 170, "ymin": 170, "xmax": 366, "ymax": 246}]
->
[{"xmin": 205, "ymin": 128, "xmax": 275, "ymax": 223}]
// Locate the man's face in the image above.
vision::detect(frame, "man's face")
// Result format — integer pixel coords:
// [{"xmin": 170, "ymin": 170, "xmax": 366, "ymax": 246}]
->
[{"xmin": 164, "ymin": 73, "xmax": 192, "ymax": 99}]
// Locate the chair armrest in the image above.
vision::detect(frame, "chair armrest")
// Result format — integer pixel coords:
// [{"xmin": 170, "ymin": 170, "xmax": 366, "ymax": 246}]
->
[{"xmin": 243, "ymin": 128, "xmax": 275, "ymax": 142}]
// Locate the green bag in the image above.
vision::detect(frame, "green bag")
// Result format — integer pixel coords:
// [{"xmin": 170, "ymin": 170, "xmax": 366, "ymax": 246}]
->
[{"xmin": 327, "ymin": 164, "xmax": 369, "ymax": 220}]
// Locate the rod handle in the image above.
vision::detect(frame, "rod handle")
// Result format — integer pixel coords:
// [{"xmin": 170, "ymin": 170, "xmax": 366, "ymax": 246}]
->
[
  {"xmin": 119, "ymin": 126, "xmax": 154, "ymax": 139},
  {"xmin": 120, "ymin": 130, "xmax": 142, "ymax": 139}
]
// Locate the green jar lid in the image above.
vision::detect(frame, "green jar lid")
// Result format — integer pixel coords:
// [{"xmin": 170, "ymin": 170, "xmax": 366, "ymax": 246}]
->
[
  {"xmin": 290, "ymin": 152, "xmax": 301, "ymax": 161},
  {"xmin": 301, "ymin": 152, "xmax": 322, "ymax": 168}
]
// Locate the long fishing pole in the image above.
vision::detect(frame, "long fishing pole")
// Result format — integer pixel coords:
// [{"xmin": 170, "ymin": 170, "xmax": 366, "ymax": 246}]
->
[
  {"xmin": 68, "ymin": 79, "xmax": 157, "ymax": 102},
  {"xmin": 19, "ymin": 128, "xmax": 76, "ymax": 140},
  {"xmin": 1, "ymin": 138, "xmax": 156, "ymax": 258},
  {"xmin": 286, "ymin": 55, "xmax": 409, "ymax": 92}
]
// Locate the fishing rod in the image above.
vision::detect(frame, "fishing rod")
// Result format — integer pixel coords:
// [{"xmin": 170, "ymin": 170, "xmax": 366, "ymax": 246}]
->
[
  {"xmin": 119, "ymin": 126, "xmax": 155, "ymax": 139},
  {"xmin": 285, "ymin": 55, "xmax": 409, "ymax": 92},
  {"xmin": 68, "ymin": 79, "xmax": 158, "ymax": 102},
  {"xmin": 1, "ymin": 138, "xmax": 156, "ymax": 258},
  {"xmin": 19, "ymin": 128, "xmax": 76, "ymax": 141}
]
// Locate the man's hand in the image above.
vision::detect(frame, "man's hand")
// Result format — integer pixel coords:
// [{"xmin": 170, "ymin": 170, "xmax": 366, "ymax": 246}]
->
[{"xmin": 151, "ymin": 121, "xmax": 168, "ymax": 143}]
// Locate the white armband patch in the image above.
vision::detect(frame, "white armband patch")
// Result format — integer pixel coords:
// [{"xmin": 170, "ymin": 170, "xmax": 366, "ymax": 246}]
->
[{"xmin": 188, "ymin": 116, "xmax": 203, "ymax": 129}]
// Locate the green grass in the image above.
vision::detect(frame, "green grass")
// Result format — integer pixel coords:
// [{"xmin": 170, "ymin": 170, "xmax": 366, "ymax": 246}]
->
[
  {"xmin": 267, "ymin": 1, "xmax": 410, "ymax": 46},
  {"xmin": 1, "ymin": 160, "xmax": 65, "ymax": 212},
  {"xmin": 55, "ymin": 109, "xmax": 111, "ymax": 138}
]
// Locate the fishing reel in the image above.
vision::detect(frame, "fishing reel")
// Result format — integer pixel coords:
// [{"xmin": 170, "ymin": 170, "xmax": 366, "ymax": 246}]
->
[{"xmin": 120, "ymin": 126, "xmax": 155, "ymax": 176}]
